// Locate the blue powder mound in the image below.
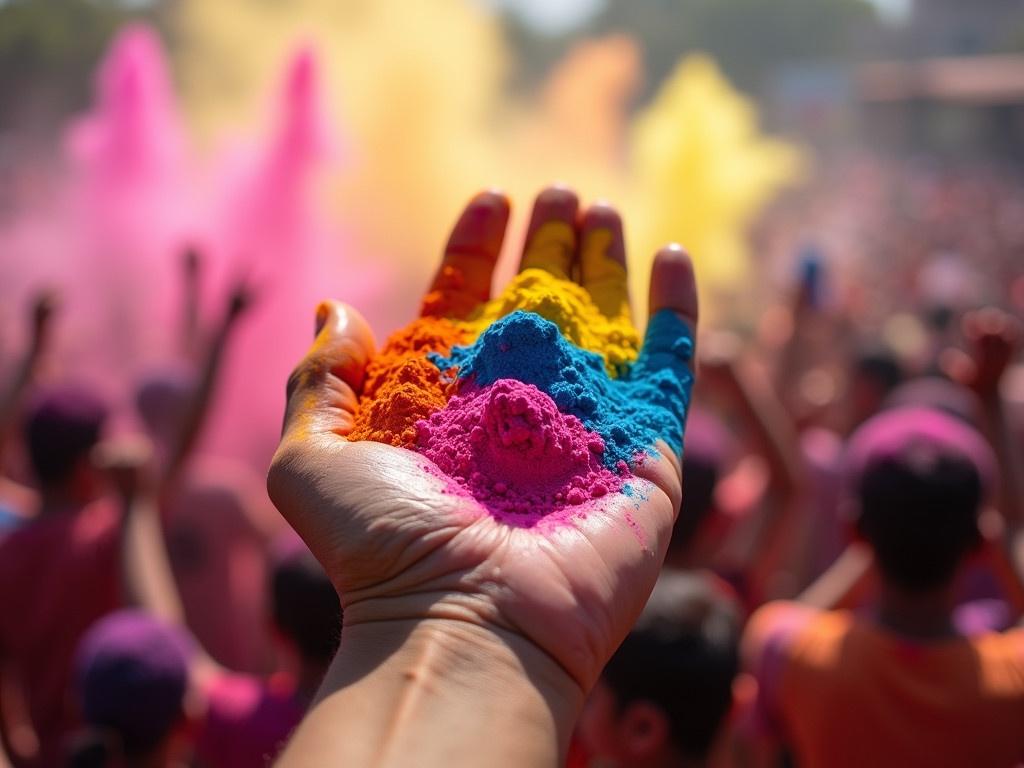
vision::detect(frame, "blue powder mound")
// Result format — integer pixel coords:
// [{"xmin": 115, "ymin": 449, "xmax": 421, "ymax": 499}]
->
[{"xmin": 429, "ymin": 310, "xmax": 694, "ymax": 469}]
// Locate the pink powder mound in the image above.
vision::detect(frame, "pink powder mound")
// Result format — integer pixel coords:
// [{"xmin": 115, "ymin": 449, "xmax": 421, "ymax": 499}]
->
[{"xmin": 416, "ymin": 378, "xmax": 627, "ymax": 523}]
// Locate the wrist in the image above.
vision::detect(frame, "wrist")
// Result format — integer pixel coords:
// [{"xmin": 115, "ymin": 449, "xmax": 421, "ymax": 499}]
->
[{"xmin": 280, "ymin": 619, "xmax": 585, "ymax": 768}]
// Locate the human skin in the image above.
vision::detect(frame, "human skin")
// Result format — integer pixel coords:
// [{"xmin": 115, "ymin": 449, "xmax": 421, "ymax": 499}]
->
[{"xmin": 267, "ymin": 186, "xmax": 699, "ymax": 767}]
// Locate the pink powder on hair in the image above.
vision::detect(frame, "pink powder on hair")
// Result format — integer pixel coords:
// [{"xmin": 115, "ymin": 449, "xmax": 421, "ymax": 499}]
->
[{"xmin": 416, "ymin": 378, "xmax": 627, "ymax": 524}]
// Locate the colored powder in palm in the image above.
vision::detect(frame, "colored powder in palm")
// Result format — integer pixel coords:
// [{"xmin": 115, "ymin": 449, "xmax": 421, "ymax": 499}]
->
[
  {"xmin": 354, "ymin": 266, "xmax": 637, "ymax": 445},
  {"xmin": 430, "ymin": 309, "xmax": 694, "ymax": 469},
  {"xmin": 416, "ymin": 378, "xmax": 625, "ymax": 523},
  {"xmin": 466, "ymin": 269, "xmax": 639, "ymax": 377},
  {"xmin": 349, "ymin": 316, "xmax": 470, "ymax": 446}
]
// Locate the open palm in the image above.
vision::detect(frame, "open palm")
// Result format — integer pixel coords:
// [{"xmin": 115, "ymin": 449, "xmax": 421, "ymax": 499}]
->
[{"xmin": 268, "ymin": 186, "xmax": 698, "ymax": 693}]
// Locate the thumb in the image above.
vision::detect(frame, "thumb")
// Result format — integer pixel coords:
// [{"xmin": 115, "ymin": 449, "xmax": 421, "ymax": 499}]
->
[{"xmin": 281, "ymin": 300, "xmax": 377, "ymax": 442}]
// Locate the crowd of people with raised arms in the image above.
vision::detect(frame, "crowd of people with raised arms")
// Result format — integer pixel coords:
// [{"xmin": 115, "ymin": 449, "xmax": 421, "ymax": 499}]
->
[{"xmin": 0, "ymin": 166, "xmax": 1022, "ymax": 767}]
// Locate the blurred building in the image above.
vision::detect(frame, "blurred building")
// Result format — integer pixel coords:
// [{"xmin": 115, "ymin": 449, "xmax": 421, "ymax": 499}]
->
[
  {"xmin": 906, "ymin": 0, "xmax": 1024, "ymax": 56},
  {"xmin": 767, "ymin": 0, "xmax": 1024, "ymax": 162},
  {"xmin": 858, "ymin": 54, "xmax": 1024, "ymax": 162}
]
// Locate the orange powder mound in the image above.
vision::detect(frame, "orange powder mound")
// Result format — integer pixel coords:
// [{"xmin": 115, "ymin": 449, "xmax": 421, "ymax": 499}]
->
[{"xmin": 348, "ymin": 316, "xmax": 470, "ymax": 447}]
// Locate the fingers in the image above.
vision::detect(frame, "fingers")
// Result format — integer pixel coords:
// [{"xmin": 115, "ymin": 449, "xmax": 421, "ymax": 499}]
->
[
  {"xmin": 281, "ymin": 300, "xmax": 377, "ymax": 442},
  {"xmin": 579, "ymin": 203, "xmax": 630, "ymax": 320},
  {"xmin": 519, "ymin": 186, "xmax": 579, "ymax": 279},
  {"xmin": 648, "ymin": 245, "xmax": 699, "ymax": 335},
  {"xmin": 633, "ymin": 246, "xmax": 699, "ymax": 460},
  {"xmin": 421, "ymin": 191, "xmax": 511, "ymax": 319}
]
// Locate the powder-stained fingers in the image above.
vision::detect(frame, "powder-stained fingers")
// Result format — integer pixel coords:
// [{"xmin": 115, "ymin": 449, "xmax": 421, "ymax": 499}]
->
[
  {"xmin": 631, "ymin": 246, "xmax": 699, "ymax": 456},
  {"xmin": 579, "ymin": 202, "xmax": 631, "ymax": 322},
  {"xmin": 421, "ymin": 190, "xmax": 510, "ymax": 320},
  {"xmin": 647, "ymin": 245, "xmax": 698, "ymax": 346},
  {"xmin": 280, "ymin": 300, "xmax": 377, "ymax": 442},
  {"xmin": 518, "ymin": 186, "xmax": 579, "ymax": 280},
  {"xmin": 636, "ymin": 244, "xmax": 698, "ymax": 375}
]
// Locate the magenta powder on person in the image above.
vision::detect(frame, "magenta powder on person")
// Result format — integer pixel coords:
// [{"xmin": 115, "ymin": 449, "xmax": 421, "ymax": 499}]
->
[{"xmin": 416, "ymin": 378, "xmax": 626, "ymax": 524}]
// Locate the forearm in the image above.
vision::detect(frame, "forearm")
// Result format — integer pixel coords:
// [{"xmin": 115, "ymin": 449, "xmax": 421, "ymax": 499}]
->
[
  {"xmin": 981, "ymin": 398, "xmax": 1024, "ymax": 528},
  {"xmin": 728, "ymin": 364, "xmax": 804, "ymax": 598},
  {"xmin": 731, "ymin": 364, "xmax": 802, "ymax": 500},
  {"xmin": 161, "ymin": 323, "xmax": 231, "ymax": 494},
  {"xmin": 121, "ymin": 493, "xmax": 184, "ymax": 625},
  {"xmin": 797, "ymin": 542, "xmax": 874, "ymax": 610},
  {"xmin": 279, "ymin": 619, "xmax": 584, "ymax": 768}
]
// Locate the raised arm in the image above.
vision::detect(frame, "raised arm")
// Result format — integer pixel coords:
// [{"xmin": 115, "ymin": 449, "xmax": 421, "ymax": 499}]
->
[
  {"xmin": 701, "ymin": 333, "xmax": 805, "ymax": 601},
  {"xmin": 943, "ymin": 308, "xmax": 1024, "ymax": 620},
  {"xmin": 159, "ymin": 278, "xmax": 253, "ymax": 499},
  {"xmin": 95, "ymin": 439, "xmax": 184, "ymax": 626},
  {"xmin": 0, "ymin": 292, "xmax": 57, "ymax": 457},
  {"xmin": 179, "ymin": 247, "xmax": 204, "ymax": 361}
]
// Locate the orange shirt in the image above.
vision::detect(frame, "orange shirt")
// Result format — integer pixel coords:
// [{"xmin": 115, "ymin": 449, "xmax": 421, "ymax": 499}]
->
[{"xmin": 746, "ymin": 602, "xmax": 1024, "ymax": 768}]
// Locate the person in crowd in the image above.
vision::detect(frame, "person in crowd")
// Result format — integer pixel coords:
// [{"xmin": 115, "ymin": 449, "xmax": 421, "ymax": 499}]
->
[
  {"xmin": 575, "ymin": 571, "xmax": 744, "ymax": 768},
  {"xmin": 67, "ymin": 611, "xmax": 194, "ymax": 768},
  {"xmin": 136, "ymin": 261, "xmax": 279, "ymax": 674},
  {"xmin": 679, "ymin": 333, "xmax": 804, "ymax": 604},
  {"xmin": 743, "ymin": 406, "xmax": 1024, "ymax": 768},
  {"xmin": 193, "ymin": 536, "xmax": 342, "ymax": 766},
  {"xmin": 0, "ymin": 386, "xmax": 119, "ymax": 766},
  {"xmin": 86, "ymin": 442, "xmax": 340, "ymax": 766},
  {"xmin": 0, "ymin": 291, "xmax": 57, "ymax": 533}
]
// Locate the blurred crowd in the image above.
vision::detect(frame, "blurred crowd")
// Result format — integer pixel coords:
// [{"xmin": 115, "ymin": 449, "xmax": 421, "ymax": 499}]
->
[{"xmin": 1, "ymin": 152, "xmax": 1024, "ymax": 767}]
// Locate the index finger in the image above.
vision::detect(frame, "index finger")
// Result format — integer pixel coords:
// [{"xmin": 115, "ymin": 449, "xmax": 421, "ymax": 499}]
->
[{"xmin": 421, "ymin": 191, "xmax": 511, "ymax": 319}]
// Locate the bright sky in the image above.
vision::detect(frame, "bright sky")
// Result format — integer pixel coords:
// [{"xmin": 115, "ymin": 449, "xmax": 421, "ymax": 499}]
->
[
  {"xmin": 484, "ymin": 0, "xmax": 607, "ymax": 35},
  {"xmin": 490, "ymin": 0, "xmax": 912, "ymax": 33}
]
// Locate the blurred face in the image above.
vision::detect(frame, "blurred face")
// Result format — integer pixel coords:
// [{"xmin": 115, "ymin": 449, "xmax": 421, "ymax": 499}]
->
[
  {"xmin": 577, "ymin": 679, "xmax": 620, "ymax": 762},
  {"xmin": 576, "ymin": 679, "xmax": 673, "ymax": 767}
]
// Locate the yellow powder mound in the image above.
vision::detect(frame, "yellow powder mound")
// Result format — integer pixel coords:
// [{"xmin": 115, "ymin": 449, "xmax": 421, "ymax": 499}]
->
[{"xmin": 468, "ymin": 268, "xmax": 639, "ymax": 377}]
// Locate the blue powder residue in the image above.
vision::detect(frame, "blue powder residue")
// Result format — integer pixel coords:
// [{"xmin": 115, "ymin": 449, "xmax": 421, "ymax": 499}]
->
[
  {"xmin": 621, "ymin": 483, "xmax": 644, "ymax": 499},
  {"xmin": 429, "ymin": 310, "xmax": 694, "ymax": 469}
]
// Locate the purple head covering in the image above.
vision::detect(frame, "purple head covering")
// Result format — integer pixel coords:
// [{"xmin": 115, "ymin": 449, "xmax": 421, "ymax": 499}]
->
[
  {"xmin": 75, "ymin": 610, "xmax": 193, "ymax": 755},
  {"xmin": 845, "ymin": 406, "xmax": 997, "ymax": 499},
  {"xmin": 883, "ymin": 377, "xmax": 981, "ymax": 426},
  {"xmin": 24, "ymin": 384, "xmax": 108, "ymax": 486}
]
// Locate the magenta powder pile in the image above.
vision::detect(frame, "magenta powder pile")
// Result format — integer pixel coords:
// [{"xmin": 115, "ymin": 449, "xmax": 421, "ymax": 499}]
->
[{"xmin": 416, "ymin": 378, "xmax": 624, "ymax": 523}]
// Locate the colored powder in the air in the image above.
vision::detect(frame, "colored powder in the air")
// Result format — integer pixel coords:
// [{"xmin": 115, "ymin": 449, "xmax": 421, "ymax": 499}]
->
[
  {"xmin": 348, "ymin": 316, "xmax": 470, "ymax": 446},
  {"xmin": 430, "ymin": 309, "xmax": 694, "ymax": 469},
  {"xmin": 467, "ymin": 269, "xmax": 639, "ymax": 377},
  {"xmin": 416, "ymin": 378, "xmax": 626, "ymax": 524}
]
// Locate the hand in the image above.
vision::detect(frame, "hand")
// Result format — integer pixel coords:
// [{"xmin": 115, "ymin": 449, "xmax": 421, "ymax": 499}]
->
[
  {"xmin": 93, "ymin": 436, "xmax": 155, "ymax": 502},
  {"xmin": 699, "ymin": 330, "xmax": 743, "ymax": 394},
  {"xmin": 942, "ymin": 308, "xmax": 1021, "ymax": 401},
  {"xmin": 268, "ymin": 187, "xmax": 698, "ymax": 722},
  {"xmin": 29, "ymin": 289, "xmax": 58, "ymax": 353},
  {"xmin": 225, "ymin": 276, "xmax": 256, "ymax": 323},
  {"xmin": 182, "ymin": 246, "xmax": 201, "ymax": 282}
]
